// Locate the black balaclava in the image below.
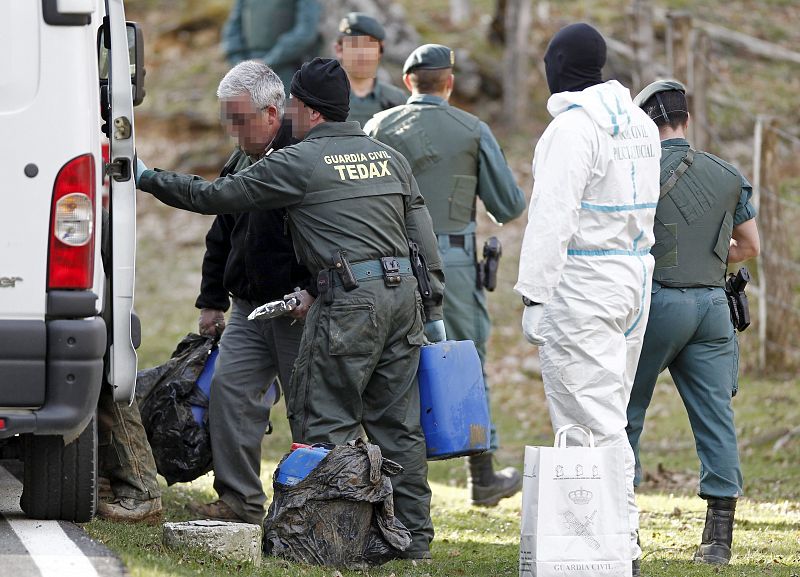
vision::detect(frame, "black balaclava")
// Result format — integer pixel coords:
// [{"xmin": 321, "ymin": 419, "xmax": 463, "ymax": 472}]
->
[
  {"xmin": 544, "ymin": 23, "xmax": 607, "ymax": 94},
  {"xmin": 290, "ymin": 58, "xmax": 351, "ymax": 121}
]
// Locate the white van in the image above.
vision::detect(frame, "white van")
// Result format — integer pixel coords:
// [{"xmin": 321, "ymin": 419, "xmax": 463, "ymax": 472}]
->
[{"xmin": 0, "ymin": 0, "xmax": 143, "ymax": 522}]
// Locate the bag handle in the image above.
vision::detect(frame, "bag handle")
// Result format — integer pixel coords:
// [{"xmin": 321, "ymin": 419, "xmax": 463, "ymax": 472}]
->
[{"xmin": 554, "ymin": 424, "xmax": 595, "ymax": 448}]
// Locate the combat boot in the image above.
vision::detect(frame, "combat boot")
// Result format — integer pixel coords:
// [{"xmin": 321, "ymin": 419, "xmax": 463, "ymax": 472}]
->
[
  {"xmin": 97, "ymin": 496, "xmax": 162, "ymax": 524},
  {"xmin": 694, "ymin": 497, "xmax": 736, "ymax": 565},
  {"xmin": 468, "ymin": 453, "xmax": 522, "ymax": 507}
]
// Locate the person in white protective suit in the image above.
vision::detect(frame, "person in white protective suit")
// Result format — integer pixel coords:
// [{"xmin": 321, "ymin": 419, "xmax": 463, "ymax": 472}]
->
[{"xmin": 515, "ymin": 23, "xmax": 661, "ymax": 576}]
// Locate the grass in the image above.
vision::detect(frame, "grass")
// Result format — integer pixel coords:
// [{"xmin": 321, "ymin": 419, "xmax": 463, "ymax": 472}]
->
[{"xmin": 88, "ymin": 194, "xmax": 800, "ymax": 576}]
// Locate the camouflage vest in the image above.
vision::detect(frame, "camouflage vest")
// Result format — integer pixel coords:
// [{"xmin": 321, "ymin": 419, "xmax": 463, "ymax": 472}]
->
[
  {"xmin": 652, "ymin": 142, "xmax": 743, "ymax": 287},
  {"xmin": 242, "ymin": 0, "xmax": 296, "ymax": 53},
  {"xmin": 371, "ymin": 100, "xmax": 481, "ymax": 233}
]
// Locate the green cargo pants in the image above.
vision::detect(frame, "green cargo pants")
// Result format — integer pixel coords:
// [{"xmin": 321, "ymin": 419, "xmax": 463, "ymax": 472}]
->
[
  {"xmin": 439, "ymin": 234, "xmax": 497, "ymax": 451},
  {"xmin": 98, "ymin": 382, "xmax": 161, "ymax": 501},
  {"xmin": 288, "ymin": 275, "xmax": 434, "ymax": 554}
]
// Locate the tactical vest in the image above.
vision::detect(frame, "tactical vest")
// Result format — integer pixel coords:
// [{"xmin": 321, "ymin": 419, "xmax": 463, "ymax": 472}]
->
[
  {"xmin": 372, "ymin": 103, "xmax": 481, "ymax": 233},
  {"xmin": 242, "ymin": 0, "xmax": 296, "ymax": 53},
  {"xmin": 651, "ymin": 143, "xmax": 743, "ymax": 287}
]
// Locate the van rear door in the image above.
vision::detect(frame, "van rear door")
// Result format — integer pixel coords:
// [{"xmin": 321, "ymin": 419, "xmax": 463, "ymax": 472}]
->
[{"xmin": 104, "ymin": 0, "xmax": 138, "ymax": 403}]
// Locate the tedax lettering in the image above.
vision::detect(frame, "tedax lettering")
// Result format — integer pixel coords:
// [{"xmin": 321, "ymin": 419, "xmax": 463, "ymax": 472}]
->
[{"xmin": 333, "ymin": 159, "xmax": 392, "ymax": 181}]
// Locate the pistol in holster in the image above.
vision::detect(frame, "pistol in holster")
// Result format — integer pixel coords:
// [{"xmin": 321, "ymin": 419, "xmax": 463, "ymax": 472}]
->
[
  {"xmin": 408, "ymin": 240, "xmax": 432, "ymax": 298},
  {"xmin": 476, "ymin": 236, "xmax": 502, "ymax": 291},
  {"xmin": 725, "ymin": 266, "xmax": 751, "ymax": 332}
]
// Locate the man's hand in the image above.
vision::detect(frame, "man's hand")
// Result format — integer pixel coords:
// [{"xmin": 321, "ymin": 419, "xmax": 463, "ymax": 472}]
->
[
  {"xmin": 424, "ymin": 319, "xmax": 447, "ymax": 343},
  {"xmin": 522, "ymin": 304, "xmax": 547, "ymax": 346},
  {"xmin": 284, "ymin": 289, "xmax": 315, "ymax": 320},
  {"xmin": 199, "ymin": 308, "xmax": 226, "ymax": 337},
  {"xmin": 135, "ymin": 158, "xmax": 149, "ymax": 185}
]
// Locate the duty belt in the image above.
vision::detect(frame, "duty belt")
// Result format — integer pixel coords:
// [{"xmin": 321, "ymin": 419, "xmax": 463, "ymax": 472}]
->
[
  {"xmin": 438, "ymin": 234, "xmax": 468, "ymax": 249},
  {"xmin": 330, "ymin": 257, "xmax": 414, "ymax": 288}
]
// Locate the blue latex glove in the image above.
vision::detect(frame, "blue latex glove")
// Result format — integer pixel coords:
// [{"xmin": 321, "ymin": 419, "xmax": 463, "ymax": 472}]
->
[
  {"xmin": 522, "ymin": 304, "xmax": 547, "ymax": 346},
  {"xmin": 424, "ymin": 319, "xmax": 447, "ymax": 343},
  {"xmin": 135, "ymin": 158, "xmax": 149, "ymax": 185}
]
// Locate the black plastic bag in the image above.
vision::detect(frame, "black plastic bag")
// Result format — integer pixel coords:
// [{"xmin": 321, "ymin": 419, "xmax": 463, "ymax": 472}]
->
[
  {"xmin": 263, "ymin": 439, "xmax": 412, "ymax": 569},
  {"xmin": 135, "ymin": 333, "xmax": 215, "ymax": 485}
]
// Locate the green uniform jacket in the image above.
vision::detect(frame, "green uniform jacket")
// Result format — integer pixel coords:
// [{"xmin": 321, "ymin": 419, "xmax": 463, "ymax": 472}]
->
[
  {"xmin": 222, "ymin": 0, "xmax": 322, "ymax": 87},
  {"xmin": 365, "ymin": 94, "xmax": 526, "ymax": 233},
  {"xmin": 139, "ymin": 121, "xmax": 445, "ymax": 322},
  {"xmin": 348, "ymin": 79, "xmax": 408, "ymax": 128},
  {"xmin": 653, "ymin": 138, "xmax": 757, "ymax": 288}
]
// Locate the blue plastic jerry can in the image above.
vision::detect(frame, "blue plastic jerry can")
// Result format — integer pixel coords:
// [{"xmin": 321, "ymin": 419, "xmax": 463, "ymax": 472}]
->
[
  {"xmin": 191, "ymin": 347, "xmax": 279, "ymax": 425},
  {"xmin": 191, "ymin": 347, "xmax": 219, "ymax": 425},
  {"xmin": 276, "ymin": 445, "xmax": 331, "ymax": 486},
  {"xmin": 418, "ymin": 340, "xmax": 491, "ymax": 460}
]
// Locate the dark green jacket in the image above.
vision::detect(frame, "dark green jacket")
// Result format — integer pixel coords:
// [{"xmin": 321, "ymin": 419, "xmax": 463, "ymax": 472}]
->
[
  {"xmin": 652, "ymin": 138, "xmax": 757, "ymax": 287},
  {"xmin": 365, "ymin": 94, "xmax": 526, "ymax": 234},
  {"xmin": 348, "ymin": 80, "xmax": 408, "ymax": 128},
  {"xmin": 140, "ymin": 121, "xmax": 445, "ymax": 321},
  {"xmin": 222, "ymin": 0, "xmax": 322, "ymax": 87}
]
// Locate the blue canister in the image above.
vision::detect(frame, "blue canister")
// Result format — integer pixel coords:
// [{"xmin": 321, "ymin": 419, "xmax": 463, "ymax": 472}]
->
[
  {"xmin": 191, "ymin": 347, "xmax": 280, "ymax": 425},
  {"xmin": 191, "ymin": 347, "xmax": 219, "ymax": 425},
  {"xmin": 276, "ymin": 446, "xmax": 331, "ymax": 486},
  {"xmin": 418, "ymin": 340, "xmax": 491, "ymax": 460}
]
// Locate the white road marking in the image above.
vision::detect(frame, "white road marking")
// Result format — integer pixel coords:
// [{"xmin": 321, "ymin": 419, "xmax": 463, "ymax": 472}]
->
[{"xmin": 0, "ymin": 465, "xmax": 99, "ymax": 577}]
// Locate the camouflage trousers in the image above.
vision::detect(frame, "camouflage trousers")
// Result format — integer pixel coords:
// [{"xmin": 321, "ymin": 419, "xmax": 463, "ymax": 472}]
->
[{"xmin": 97, "ymin": 382, "xmax": 161, "ymax": 501}]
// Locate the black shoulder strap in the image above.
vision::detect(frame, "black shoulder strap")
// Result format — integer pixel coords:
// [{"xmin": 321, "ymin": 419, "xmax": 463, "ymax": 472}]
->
[{"xmin": 660, "ymin": 148, "xmax": 695, "ymax": 199}]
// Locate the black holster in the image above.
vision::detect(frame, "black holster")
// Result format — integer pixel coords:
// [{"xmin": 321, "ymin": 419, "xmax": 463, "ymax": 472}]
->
[
  {"xmin": 477, "ymin": 236, "xmax": 502, "ymax": 292},
  {"xmin": 724, "ymin": 267, "xmax": 751, "ymax": 332}
]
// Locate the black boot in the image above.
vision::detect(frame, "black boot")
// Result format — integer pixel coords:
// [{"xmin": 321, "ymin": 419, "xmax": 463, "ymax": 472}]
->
[
  {"xmin": 632, "ymin": 558, "xmax": 641, "ymax": 577},
  {"xmin": 694, "ymin": 497, "xmax": 736, "ymax": 565},
  {"xmin": 468, "ymin": 453, "xmax": 522, "ymax": 507}
]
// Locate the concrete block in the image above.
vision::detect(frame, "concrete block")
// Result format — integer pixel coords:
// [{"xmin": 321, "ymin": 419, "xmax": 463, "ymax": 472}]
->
[{"xmin": 163, "ymin": 520, "xmax": 262, "ymax": 566}]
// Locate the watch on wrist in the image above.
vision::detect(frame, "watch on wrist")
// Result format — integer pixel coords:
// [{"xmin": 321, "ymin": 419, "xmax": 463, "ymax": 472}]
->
[{"xmin": 522, "ymin": 296, "xmax": 538, "ymax": 307}]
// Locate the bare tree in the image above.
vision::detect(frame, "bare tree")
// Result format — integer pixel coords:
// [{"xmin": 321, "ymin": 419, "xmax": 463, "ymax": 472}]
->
[
  {"xmin": 502, "ymin": 0, "xmax": 533, "ymax": 125},
  {"xmin": 628, "ymin": 0, "xmax": 655, "ymax": 93},
  {"xmin": 450, "ymin": 0, "xmax": 471, "ymax": 26}
]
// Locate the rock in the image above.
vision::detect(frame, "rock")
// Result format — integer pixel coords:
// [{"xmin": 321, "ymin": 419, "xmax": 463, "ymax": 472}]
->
[{"xmin": 163, "ymin": 520, "xmax": 262, "ymax": 566}]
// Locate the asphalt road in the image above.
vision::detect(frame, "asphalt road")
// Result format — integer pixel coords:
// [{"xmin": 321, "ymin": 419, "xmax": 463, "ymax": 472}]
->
[{"xmin": 0, "ymin": 461, "xmax": 126, "ymax": 577}]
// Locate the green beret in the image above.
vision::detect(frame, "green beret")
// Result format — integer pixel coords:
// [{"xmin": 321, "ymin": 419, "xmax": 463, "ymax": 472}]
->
[
  {"xmin": 403, "ymin": 44, "xmax": 455, "ymax": 74},
  {"xmin": 338, "ymin": 12, "xmax": 385, "ymax": 41},
  {"xmin": 633, "ymin": 79, "xmax": 686, "ymax": 107}
]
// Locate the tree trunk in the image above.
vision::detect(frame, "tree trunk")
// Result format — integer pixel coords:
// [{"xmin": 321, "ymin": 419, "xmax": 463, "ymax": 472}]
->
[
  {"xmin": 502, "ymin": 0, "xmax": 533, "ymax": 126},
  {"xmin": 450, "ymin": 0, "xmax": 471, "ymax": 26},
  {"xmin": 628, "ymin": 0, "xmax": 655, "ymax": 93}
]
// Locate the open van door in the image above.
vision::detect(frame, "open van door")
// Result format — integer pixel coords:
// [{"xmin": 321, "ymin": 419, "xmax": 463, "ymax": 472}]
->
[{"xmin": 104, "ymin": 0, "xmax": 138, "ymax": 403}]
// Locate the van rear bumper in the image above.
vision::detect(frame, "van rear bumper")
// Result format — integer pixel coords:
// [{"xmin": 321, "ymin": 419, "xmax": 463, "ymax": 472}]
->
[{"xmin": 0, "ymin": 317, "xmax": 106, "ymax": 439}]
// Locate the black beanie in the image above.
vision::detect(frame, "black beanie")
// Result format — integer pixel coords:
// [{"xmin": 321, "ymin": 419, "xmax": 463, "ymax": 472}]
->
[
  {"xmin": 544, "ymin": 23, "xmax": 607, "ymax": 94},
  {"xmin": 290, "ymin": 58, "xmax": 350, "ymax": 122}
]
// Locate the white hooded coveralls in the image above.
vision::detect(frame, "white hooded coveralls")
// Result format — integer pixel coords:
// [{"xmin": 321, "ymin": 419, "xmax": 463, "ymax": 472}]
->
[{"xmin": 516, "ymin": 80, "xmax": 661, "ymax": 558}]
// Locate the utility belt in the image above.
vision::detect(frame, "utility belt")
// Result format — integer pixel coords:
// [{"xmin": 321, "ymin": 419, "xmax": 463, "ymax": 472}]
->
[
  {"xmin": 437, "ymin": 233, "xmax": 503, "ymax": 292},
  {"xmin": 316, "ymin": 250, "xmax": 414, "ymax": 305}
]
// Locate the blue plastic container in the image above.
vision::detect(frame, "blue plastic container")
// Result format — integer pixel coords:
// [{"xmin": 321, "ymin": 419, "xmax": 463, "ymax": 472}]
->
[
  {"xmin": 276, "ymin": 446, "xmax": 331, "ymax": 486},
  {"xmin": 191, "ymin": 347, "xmax": 280, "ymax": 425},
  {"xmin": 418, "ymin": 340, "xmax": 491, "ymax": 460},
  {"xmin": 191, "ymin": 347, "xmax": 219, "ymax": 425}
]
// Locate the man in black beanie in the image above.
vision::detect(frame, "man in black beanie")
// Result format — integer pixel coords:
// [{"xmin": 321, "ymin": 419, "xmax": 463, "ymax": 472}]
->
[
  {"xmin": 137, "ymin": 57, "xmax": 445, "ymax": 562},
  {"xmin": 515, "ymin": 23, "xmax": 661, "ymax": 577}
]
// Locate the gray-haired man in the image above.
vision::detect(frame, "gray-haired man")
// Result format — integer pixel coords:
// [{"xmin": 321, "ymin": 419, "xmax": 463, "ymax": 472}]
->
[{"xmin": 190, "ymin": 61, "xmax": 312, "ymax": 525}]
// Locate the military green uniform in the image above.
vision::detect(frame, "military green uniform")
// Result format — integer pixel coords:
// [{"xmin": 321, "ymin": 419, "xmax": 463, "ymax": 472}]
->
[
  {"xmin": 222, "ymin": 0, "xmax": 322, "ymax": 88},
  {"xmin": 626, "ymin": 138, "xmax": 757, "ymax": 499},
  {"xmin": 139, "ymin": 120, "xmax": 444, "ymax": 554},
  {"xmin": 348, "ymin": 80, "xmax": 407, "ymax": 127},
  {"xmin": 366, "ymin": 94, "xmax": 526, "ymax": 451}
]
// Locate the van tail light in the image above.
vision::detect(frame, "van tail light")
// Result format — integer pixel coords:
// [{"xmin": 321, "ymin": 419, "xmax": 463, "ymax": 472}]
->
[{"xmin": 48, "ymin": 154, "xmax": 96, "ymax": 289}]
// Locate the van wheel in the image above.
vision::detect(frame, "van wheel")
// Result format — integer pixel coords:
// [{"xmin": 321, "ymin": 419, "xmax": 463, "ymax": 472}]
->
[{"xmin": 20, "ymin": 418, "xmax": 97, "ymax": 522}]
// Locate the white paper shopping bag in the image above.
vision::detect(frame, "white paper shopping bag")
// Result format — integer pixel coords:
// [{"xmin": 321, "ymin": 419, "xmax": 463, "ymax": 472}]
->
[{"xmin": 519, "ymin": 424, "xmax": 632, "ymax": 577}]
